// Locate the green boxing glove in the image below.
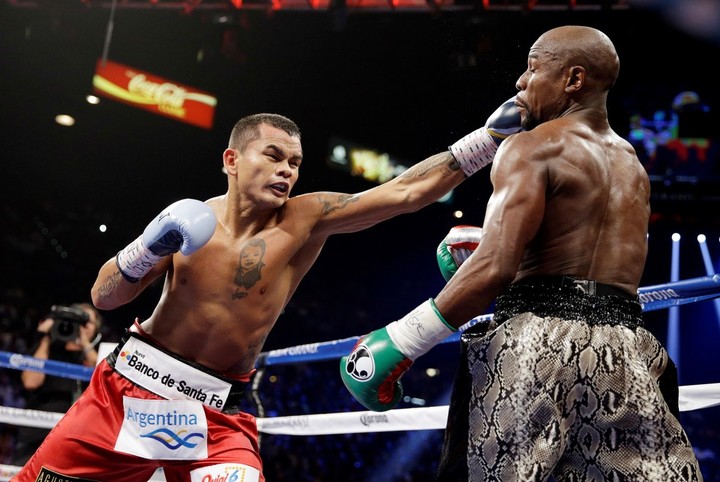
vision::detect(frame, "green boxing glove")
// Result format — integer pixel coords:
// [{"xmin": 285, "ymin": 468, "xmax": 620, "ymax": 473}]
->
[
  {"xmin": 436, "ymin": 225, "xmax": 482, "ymax": 282},
  {"xmin": 340, "ymin": 299, "xmax": 456, "ymax": 412}
]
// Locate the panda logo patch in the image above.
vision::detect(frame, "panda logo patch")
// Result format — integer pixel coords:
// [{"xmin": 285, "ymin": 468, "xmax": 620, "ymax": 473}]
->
[{"xmin": 345, "ymin": 345, "xmax": 375, "ymax": 381}]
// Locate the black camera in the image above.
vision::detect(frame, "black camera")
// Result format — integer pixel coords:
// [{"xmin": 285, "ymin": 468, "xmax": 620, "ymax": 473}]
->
[{"xmin": 49, "ymin": 305, "xmax": 89, "ymax": 343}]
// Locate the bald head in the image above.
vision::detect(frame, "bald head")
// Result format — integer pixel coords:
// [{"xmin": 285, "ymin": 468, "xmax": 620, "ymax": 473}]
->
[{"xmin": 532, "ymin": 25, "xmax": 620, "ymax": 92}]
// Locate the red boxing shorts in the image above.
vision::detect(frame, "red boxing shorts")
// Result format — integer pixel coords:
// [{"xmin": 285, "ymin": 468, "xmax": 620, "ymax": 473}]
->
[{"xmin": 13, "ymin": 326, "xmax": 264, "ymax": 482}]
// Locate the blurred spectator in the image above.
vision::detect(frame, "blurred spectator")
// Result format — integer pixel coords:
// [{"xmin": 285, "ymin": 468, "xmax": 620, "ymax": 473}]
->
[{"xmin": 11, "ymin": 303, "xmax": 102, "ymax": 466}]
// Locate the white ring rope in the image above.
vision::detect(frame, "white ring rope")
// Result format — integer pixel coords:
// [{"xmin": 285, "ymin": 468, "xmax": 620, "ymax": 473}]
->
[
  {"xmin": 1, "ymin": 274, "xmax": 719, "ymax": 481},
  {"xmin": 3, "ymin": 383, "xmax": 719, "ymax": 481},
  {"xmin": 1, "ymin": 380, "xmax": 720, "ymax": 438}
]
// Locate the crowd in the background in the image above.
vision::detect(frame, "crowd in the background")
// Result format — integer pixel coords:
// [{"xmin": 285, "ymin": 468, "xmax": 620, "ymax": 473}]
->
[{"xmin": 1, "ymin": 201, "xmax": 719, "ymax": 481}]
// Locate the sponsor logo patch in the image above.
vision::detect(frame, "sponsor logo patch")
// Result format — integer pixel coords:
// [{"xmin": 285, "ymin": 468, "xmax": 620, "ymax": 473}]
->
[
  {"xmin": 189, "ymin": 463, "xmax": 260, "ymax": 482},
  {"xmin": 114, "ymin": 336, "xmax": 231, "ymax": 411},
  {"xmin": 35, "ymin": 467, "xmax": 101, "ymax": 482},
  {"xmin": 115, "ymin": 397, "xmax": 208, "ymax": 460},
  {"xmin": 345, "ymin": 344, "xmax": 374, "ymax": 381}
]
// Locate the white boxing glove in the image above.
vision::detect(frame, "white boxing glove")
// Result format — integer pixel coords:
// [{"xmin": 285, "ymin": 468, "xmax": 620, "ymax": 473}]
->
[
  {"xmin": 450, "ymin": 96, "xmax": 523, "ymax": 177},
  {"xmin": 116, "ymin": 198, "xmax": 217, "ymax": 282}
]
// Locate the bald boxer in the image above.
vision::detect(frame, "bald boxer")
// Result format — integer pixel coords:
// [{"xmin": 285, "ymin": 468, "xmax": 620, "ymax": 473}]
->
[
  {"xmin": 13, "ymin": 102, "xmax": 521, "ymax": 481},
  {"xmin": 341, "ymin": 26, "xmax": 703, "ymax": 481}
]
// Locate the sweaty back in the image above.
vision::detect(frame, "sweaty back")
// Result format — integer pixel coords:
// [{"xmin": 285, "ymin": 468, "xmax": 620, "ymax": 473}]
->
[
  {"xmin": 516, "ymin": 119, "xmax": 650, "ymax": 293},
  {"xmin": 516, "ymin": 26, "xmax": 648, "ymax": 293}
]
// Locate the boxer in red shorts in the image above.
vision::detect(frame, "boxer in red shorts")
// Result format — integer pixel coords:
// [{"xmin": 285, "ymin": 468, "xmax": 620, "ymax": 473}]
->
[
  {"xmin": 14, "ymin": 108, "xmax": 521, "ymax": 480},
  {"xmin": 20, "ymin": 323, "xmax": 262, "ymax": 482}
]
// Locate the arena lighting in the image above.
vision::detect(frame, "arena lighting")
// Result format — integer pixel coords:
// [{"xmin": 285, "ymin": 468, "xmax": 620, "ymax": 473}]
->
[
  {"xmin": 86, "ymin": 95, "xmax": 100, "ymax": 105},
  {"xmin": 371, "ymin": 401, "xmax": 435, "ymax": 481},
  {"xmin": 326, "ymin": 137, "xmax": 455, "ymax": 207},
  {"xmin": 668, "ymin": 233, "xmax": 681, "ymax": 378},
  {"xmin": 54, "ymin": 114, "xmax": 75, "ymax": 127},
  {"xmin": 4, "ymin": 0, "xmax": 631, "ymax": 10},
  {"xmin": 696, "ymin": 233, "xmax": 720, "ymax": 331},
  {"xmin": 369, "ymin": 385, "xmax": 453, "ymax": 481},
  {"xmin": 453, "ymin": 210, "xmax": 463, "ymax": 219}
]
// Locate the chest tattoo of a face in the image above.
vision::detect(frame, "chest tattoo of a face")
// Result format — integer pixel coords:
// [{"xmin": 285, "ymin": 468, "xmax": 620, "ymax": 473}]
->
[{"xmin": 232, "ymin": 238, "xmax": 266, "ymax": 300}]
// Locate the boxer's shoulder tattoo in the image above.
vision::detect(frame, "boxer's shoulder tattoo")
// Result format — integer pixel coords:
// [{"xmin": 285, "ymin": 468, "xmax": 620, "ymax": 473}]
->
[
  {"xmin": 317, "ymin": 193, "xmax": 358, "ymax": 215},
  {"xmin": 232, "ymin": 237, "xmax": 266, "ymax": 300}
]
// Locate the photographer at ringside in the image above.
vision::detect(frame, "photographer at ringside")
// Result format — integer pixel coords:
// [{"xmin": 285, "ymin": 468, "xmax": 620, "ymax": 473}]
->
[{"xmin": 12, "ymin": 302, "xmax": 103, "ymax": 466}]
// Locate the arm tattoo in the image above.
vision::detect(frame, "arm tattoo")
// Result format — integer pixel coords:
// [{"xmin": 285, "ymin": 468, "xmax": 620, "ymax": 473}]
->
[
  {"xmin": 317, "ymin": 193, "xmax": 358, "ymax": 215},
  {"xmin": 397, "ymin": 152, "xmax": 460, "ymax": 179},
  {"xmin": 97, "ymin": 271, "xmax": 123, "ymax": 300}
]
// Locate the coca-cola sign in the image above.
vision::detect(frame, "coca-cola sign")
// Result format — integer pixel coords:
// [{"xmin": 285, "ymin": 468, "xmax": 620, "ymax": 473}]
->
[{"xmin": 92, "ymin": 59, "xmax": 217, "ymax": 129}]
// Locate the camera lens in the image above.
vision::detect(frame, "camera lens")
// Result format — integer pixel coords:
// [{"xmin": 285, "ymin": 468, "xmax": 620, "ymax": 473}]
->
[
  {"xmin": 55, "ymin": 321, "xmax": 75, "ymax": 338},
  {"xmin": 48, "ymin": 305, "xmax": 88, "ymax": 342},
  {"xmin": 50, "ymin": 319, "xmax": 81, "ymax": 343}
]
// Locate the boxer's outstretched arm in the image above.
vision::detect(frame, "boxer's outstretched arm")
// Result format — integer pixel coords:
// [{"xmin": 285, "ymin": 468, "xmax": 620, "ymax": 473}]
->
[
  {"xmin": 306, "ymin": 150, "xmax": 463, "ymax": 236},
  {"xmin": 310, "ymin": 97, "xmax": 521, "ymax": 236}
]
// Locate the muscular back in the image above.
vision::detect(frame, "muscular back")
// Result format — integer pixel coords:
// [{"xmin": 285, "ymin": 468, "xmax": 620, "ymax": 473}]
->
[
  {"xmin": 513, "ymin": 115, "xmax": 650, "ymax": 293},
  {"xmin": 435, "ymin": 112, "xmax": 650, "ymax": 328}
]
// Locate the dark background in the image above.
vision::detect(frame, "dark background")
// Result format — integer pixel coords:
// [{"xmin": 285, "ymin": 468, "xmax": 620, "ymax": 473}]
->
[
  {"xmin": 2, "ymin": 0, "xmax": 719, "ymax": 370},
  {"xmin": 1, "ymin": 0, "xmax": 720, "ymax": 479}
]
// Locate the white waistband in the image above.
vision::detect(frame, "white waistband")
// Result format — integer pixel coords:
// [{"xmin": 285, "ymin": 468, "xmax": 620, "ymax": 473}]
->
[{"xmin": 113, "ymin": 335, "xmax": 232, "ymax": 412}]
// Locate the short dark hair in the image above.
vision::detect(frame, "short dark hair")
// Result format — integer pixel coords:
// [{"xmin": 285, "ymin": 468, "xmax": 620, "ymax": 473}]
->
[{"xmin": 228, "ymin": 113, "xmax": 301, "ymax": 151}]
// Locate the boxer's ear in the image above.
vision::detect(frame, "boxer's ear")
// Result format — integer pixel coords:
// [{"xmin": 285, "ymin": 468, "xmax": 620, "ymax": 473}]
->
[{"xmin": 565, "ymin": 65, "xmax": 585, "ymax": 93}]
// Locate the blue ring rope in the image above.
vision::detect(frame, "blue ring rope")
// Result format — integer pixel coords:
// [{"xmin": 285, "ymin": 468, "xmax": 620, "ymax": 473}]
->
[{"xmin": 1, "ymin": 274, "xmax": 718, "ymax": 376}]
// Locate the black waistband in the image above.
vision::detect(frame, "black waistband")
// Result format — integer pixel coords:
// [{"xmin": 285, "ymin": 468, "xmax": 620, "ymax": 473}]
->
[
  {"xmin": 516, "ymin": 275, "xmax": 637, "ymax": 300},
  {"xmin": 106, "ymin": 330, "xmax": 249, "ymax": 413},
  {"xmin": 490, "ymin": 275, "xmax": 643, "ymax": 329}
]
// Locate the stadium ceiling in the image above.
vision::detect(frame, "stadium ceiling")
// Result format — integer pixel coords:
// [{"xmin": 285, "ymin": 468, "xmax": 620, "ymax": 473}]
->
[{"xmin": 5, "ymin": 0, "xmax": 630, "ymax": 13}]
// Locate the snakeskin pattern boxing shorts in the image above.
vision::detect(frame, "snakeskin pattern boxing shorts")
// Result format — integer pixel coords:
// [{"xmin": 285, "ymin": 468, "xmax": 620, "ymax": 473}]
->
[{"xmin": 436, "ymin": 280, "xmax": 703, "ymax": 482}]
